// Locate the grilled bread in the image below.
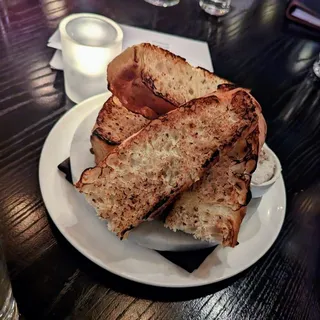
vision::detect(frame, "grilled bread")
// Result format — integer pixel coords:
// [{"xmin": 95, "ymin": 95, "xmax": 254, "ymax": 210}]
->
[
  {"xmin": 165, "ymin": 127, "xmax": 259, "ymax": 247},
  {"xmin": 91, "ymin": 89, "xmax": 265, "ymax": 166},
  {"xmin": 76, "ymin": 90, "xmax": 257, "ymax": 238},
  {"xmin": 91, "ymin": 90, "xmax": 265, "ymax": 165},
  {"xmin": 107, "ymin": 43, "xmax": 231, "ymax": 119},
  {"xmin": 91, "ymin": 96, "xmax": 150, "ymax": 163}
]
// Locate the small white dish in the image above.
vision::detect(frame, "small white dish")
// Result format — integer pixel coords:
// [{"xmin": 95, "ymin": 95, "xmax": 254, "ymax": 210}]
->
[
  {"xmin": 251, "ymin": 144, "xmax": 282, "ymax": 198},
  {"xmin": 39, "ymin": 92, "xmax": 286, "ymax": 287}
]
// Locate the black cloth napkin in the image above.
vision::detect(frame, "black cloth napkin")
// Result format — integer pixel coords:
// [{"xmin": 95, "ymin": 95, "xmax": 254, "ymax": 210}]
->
[{"xmin": 58, "ymin": 158, "xmax": 216, "ymax": 272}]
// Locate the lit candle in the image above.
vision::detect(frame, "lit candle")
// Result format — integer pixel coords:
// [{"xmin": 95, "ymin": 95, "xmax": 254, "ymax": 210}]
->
[{"xmin": 59, "ymin": 13, "xmax": 123, "ymax": 103}]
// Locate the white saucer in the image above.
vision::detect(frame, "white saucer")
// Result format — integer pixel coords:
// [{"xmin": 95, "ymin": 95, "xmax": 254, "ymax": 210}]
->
[{"xmin": 39, "ymin": 92, "xmax": 286, "ymax": 287}]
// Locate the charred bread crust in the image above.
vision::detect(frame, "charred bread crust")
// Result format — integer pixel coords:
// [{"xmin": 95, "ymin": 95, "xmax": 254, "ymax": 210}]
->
[
  {"xmin": 202, "ymin": 150, "xmax": 220, "ymax": 168},
  {"xmin": 107, "ymin": 45, "xmax": 176, "ymax": 118},
  {"xmin": 92, "ymin": 129, "xmax": 120, "ymax": 145},
  {"xmin": 107, "ymin": 43, "xmax": 231, "ymax": 118},
  {"xmin": 90, "ymin": 96, "xmax": 150, "ymax": 164}
]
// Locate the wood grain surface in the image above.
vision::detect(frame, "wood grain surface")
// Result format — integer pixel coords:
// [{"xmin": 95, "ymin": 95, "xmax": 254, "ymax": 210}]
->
[{"xmin": 0, "ymin": 0, "xmax": 320, "ymax": 319}]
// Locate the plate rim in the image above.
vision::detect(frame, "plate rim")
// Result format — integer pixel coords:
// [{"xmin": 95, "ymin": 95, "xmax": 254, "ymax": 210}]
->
[{"xmin": 39, "ymin": 92, "xmax": 287, "ymax": 288}]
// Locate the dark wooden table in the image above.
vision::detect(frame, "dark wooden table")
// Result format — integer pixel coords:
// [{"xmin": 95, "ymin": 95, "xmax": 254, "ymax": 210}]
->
[{"xmin": 1, "ymin": 0, "xmax": 320, "ymax": 319}]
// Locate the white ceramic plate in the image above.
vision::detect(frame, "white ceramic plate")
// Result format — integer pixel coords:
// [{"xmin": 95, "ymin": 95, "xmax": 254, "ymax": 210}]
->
[{"xmin": 39, "ymin": 92, "xmax": 286, "ymax": 287}]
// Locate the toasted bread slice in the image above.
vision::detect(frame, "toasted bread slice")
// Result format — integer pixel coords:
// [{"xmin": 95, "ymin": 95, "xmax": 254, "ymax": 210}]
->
[
  {"xmin": 91, "ymin": 88, "xmax": 265, "ymax": 165},
  {"xmin": 76, "ymin": 89, "xmax": 258, "ymax": 238},
  {"xmin": 91, "ymin": 96, "xmax": 150, "ymax": 163},
  {"xmin": 107, "ymin": 43, "xmax": 231, "ymax": 119},
  {"xmin": 165, "ymin": 127, "xmax": 259, "ymax": 247}
]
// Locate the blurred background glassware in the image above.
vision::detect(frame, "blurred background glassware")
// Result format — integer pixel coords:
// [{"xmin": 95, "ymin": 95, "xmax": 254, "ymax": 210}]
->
[
  {"xmin": 313, "ymin": 53, "xmax": 320, "ymax": 78},
  {"xmin": 0, "ymin": 242, "xmax": 18, "ymax": 320},
  {"xmin": 199, "ymin": 0, "xmax": 231, "ymax": 16},
  {"xmin": 59, "ymin": 13, "xmax": 123, "ymax": 103},
  {"xmin": 144, "ymin": 0, "xmax": 180, "ymax": 7}
]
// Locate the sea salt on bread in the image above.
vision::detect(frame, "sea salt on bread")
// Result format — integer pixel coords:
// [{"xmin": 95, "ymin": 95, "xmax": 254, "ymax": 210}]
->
[{"xmin": 76, "ymin": 90, "xmax": 257, "ymax": 238}]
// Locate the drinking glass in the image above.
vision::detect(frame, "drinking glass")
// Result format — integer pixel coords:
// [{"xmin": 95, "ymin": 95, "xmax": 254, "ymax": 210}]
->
[
  {"xmin": 199, "ymin": 0, "xmax": 231, "ymax": 16},
  {"xmin": 0, "ymin": 242, "xmax": 18, "ymax": 320},
  {"xmin": 59, "ymin": 13, "xmax": 123, "ymax": 103},
  {"xmin": 144, "ymin": 0, "xmax": 180, "ymax": 7}
]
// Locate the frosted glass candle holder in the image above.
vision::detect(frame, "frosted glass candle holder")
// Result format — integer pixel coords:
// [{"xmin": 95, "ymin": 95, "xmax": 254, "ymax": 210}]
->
[{"xmin": 59, "ymin": 13, "xmax": 123, "ymax": 103}]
